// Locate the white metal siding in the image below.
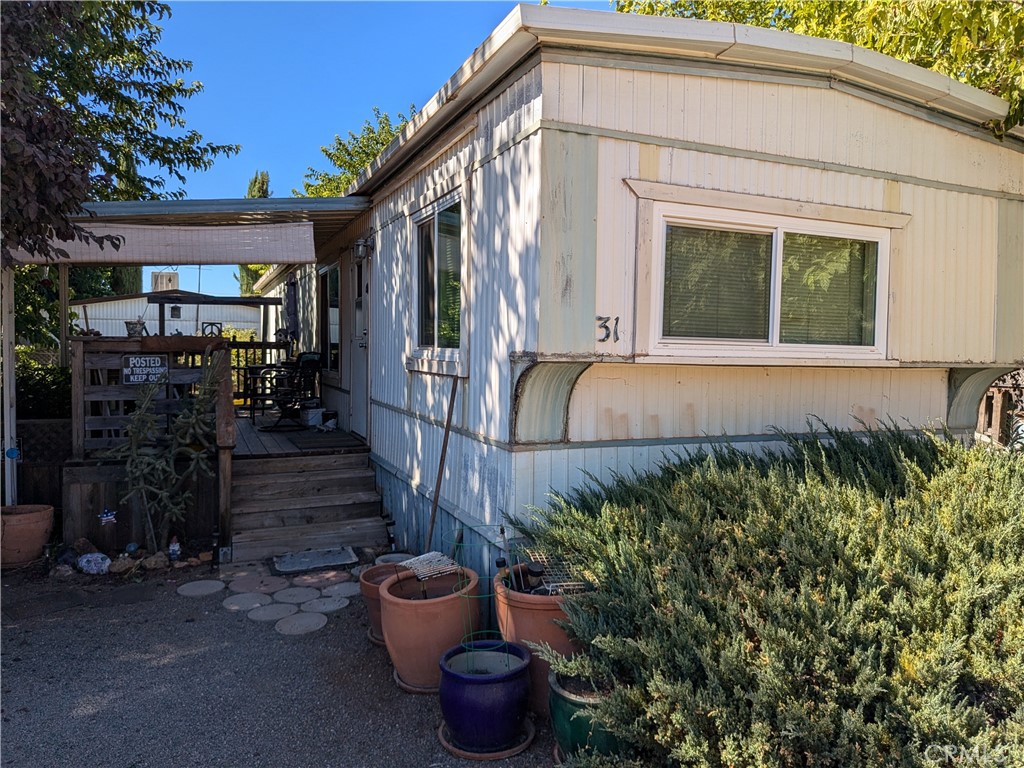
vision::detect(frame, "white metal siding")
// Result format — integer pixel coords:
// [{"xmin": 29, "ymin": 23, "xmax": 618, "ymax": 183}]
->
[
  {"xmin": 567, "ymin": 365, "xmax": 947, "ymax": 441},
  {"xmin": 369, "ymin": 66, "xmax": 543, "ymax": 533},
  {"xmin": 507, "ymin": 366, "xmax": 948, "ymax": 518},
  {"xmin": 889, "ymin": 187, "xmax": 999, "ymax": 362},
  {"xmin": 541, "ymin": 59, "xmax": 1021, "ymax": 195}
]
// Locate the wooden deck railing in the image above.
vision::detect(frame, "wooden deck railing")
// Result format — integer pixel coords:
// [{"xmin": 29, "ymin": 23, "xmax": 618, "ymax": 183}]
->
[{"xmin": 225, "ymin": 339, "xmax": 291, "ymax": 401}]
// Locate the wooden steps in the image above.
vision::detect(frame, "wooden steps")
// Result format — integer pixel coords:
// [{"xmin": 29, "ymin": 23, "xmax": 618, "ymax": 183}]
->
[{"xmin": 229, "ymin": 451, "xmax": 387, "ymax": 562}]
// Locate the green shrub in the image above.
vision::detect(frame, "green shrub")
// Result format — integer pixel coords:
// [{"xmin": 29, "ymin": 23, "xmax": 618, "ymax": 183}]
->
[
  {"xmin": 12, "ymin": 350, "xmax": 71, "ymax": 419},
  {"xmin": 519, "ymin": 428, "xmax": 1024, "ymax": 767}
]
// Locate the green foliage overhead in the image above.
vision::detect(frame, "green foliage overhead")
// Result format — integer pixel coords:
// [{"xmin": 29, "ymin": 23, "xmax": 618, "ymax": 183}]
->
[
  {"xmin": 520, "ymin": 426, "xmax": 1024, "ymax": 766},
  {"xmin": 1, "ymin": 1, "xmax": 239, "ymax": 266},
  {"xmin": 298, "ymin": 106, "xmax": 415, "ymax": 197},
  {"xmin": 615, "ymin": 0, "xmax": 1024, "ymax": 133}
]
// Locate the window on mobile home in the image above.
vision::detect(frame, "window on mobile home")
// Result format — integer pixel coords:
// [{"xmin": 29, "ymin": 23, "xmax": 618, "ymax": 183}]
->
[
  {"xmin": 649, "ymin": 203, "xmax": 889, "ymax": 359},
  {"xmin": 416, "ymin": 197, "xmax": 462, "ymax": 350}
]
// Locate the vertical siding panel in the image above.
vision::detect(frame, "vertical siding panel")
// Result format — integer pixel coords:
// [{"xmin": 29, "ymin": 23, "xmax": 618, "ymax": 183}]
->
[
  {"xmin": 650, "ymin": 71, "xmax": 669, "ymax": 137},
  {"xmin": 630, "ymin": 69, "xmax": 647, "ymax": 135}
]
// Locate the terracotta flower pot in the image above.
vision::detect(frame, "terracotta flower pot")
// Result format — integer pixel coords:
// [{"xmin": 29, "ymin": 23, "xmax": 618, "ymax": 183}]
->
[
  {"xmin": 1, "ymin": 505, "xmax": 54, "ymax": 568},
  {"xmin": 494, "ymin": 564, "xmax": 581, "ymax": 716},
  {"xmin": 359, "ymin": 563, "xmax": 410, "ymax": 646},
  {"xmin": 380, "ymin": 567, "xmax": 480, "ymax": 693}
]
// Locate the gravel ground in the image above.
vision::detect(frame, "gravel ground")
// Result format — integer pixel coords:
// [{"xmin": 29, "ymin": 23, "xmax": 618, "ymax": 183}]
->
[{"xmin": 0, "ymin": 562, "xmax": 555, "ymax": 768}]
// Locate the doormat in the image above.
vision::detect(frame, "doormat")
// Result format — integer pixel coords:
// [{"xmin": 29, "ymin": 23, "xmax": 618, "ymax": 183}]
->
[{"xmin": 272, "ymin": 546, "xmax": 358, "ymax": 575}]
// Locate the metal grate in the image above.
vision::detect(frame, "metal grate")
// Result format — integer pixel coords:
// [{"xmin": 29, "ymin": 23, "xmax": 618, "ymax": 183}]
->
[
  {"xmin": 522, "ymin": 549, "xmax": 588, "ymax": 595},
  {"xmin": 400, "ymin": 551, "xmax": 461, "ymax": 581}
]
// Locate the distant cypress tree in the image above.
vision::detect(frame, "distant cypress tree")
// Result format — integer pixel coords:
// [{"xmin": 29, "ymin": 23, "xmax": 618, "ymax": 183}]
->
[
  {"xmin": 239, "ymin": 170, "xmax": 271, "ymax": 296},
  {"xmin": 110, "ymin": 151, "xmax": 142, "ymax": 294},
  {"xmin": 246, "ymin": 169, "xmax": 270, "ymax": 199}
]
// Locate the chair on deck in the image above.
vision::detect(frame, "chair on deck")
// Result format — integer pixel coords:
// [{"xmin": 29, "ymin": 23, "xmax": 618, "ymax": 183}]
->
[{"xmin": 251, "ymin": 351, "xmax": 322, "ymax": 431}]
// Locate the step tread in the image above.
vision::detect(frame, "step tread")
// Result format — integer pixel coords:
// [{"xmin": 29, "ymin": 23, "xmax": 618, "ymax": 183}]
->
[
  {"xmin": 230, "ymin": 518, "xmax": 388, "ymax": 561},
  {"xmin": 232, "ymin": 517, "xmax": 384, "ymax": 543},
  {"xmin": 232, "ymin": 453, "xmax": 369, "ymax": 477},
  {"xmin": 232, "ymin": 501, "xmax": 382, "ymax": 532},
  {"xmin": 230, "ymin": 472, "xmax": 376, "ymax": 502}
]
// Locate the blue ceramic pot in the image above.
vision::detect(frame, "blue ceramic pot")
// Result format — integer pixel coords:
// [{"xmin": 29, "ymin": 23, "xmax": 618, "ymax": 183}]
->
[{"xmin": 438, "ymin": 640, "xmax": 531, "ymax": 753}]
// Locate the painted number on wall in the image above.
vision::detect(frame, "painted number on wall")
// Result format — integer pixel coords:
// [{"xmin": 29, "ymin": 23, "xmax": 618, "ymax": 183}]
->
[{"xmin": 596, "ymin": 315, "xmax": 619, "ymax": 343}]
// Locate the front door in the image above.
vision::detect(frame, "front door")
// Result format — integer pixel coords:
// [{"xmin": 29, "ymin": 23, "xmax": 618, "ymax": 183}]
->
[{"xmin": 349, "ymin": 257, "xmax": 369, "ymax": 438}]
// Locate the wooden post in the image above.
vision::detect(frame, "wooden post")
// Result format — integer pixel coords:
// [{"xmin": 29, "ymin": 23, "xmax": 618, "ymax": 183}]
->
[
  {"xmin": 214, "ymin": 348, "xmax": 236, "ymax": 548},
  {"xmin": 58, "ymin": 264, "xmax": 70, "ymax": 367},
  {"xmin": 70, "ymin": 340, "xmax": 85, "ymax": 461}
]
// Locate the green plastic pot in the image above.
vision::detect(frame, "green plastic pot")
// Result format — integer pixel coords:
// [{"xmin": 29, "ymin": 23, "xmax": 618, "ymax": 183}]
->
[{"xmin": 548, "ymin": 669, "xmax": 623, "ymax": 759}]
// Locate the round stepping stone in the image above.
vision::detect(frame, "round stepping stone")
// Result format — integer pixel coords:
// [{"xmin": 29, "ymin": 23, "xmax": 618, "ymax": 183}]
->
[
  {"xmin": 228, "ymin": 575, "xmax": 290, "ymax": 594},
  {"xmin": 322, "ymin": 582, "xmax": 360, "ymax": 598},
  {"xmin": 301, "ymin": 596, "xmax": 350, "ymax": 613},
  {"xmin": 291, "ymin": 569, "xmax": 352, "ymax": 588},
  {"xmin": 248, "ymin": 603, "xmax": 298, "ymax": 622},
  {"xmin": 223, "ymin": 592, "xmax": 273, "ymax": 612},
  {"xmin": 275, "ymin": 612, "xmax": 328, "ymax": 635},
  {"xmin": 272, "ymin": 586, "xmax": 321, "ymax": 604},
  {"xmin": 177, "ymin": 580, "xmax": 226, "ymax": 598}
]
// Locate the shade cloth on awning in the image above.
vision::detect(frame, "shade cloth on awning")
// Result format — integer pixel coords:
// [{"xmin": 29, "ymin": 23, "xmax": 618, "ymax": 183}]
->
[{"xmin": 11, "ymin": 222, "xmax": 315, "ymax": 266}]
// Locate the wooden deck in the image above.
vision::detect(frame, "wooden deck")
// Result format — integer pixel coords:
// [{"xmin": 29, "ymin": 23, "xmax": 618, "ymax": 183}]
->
[{"xmin": 233, "ymin": 410, "xmax": 366, "ymax": 458}]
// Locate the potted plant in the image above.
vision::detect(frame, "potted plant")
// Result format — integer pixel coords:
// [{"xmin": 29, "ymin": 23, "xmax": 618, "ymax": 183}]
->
[
  {"xmin": 547, "ymin": 666, "xmax": 623, "ymax": 762},
  {"xmin": 493, "ymin": 560, "xmax": 581, "ymax": 716},
  {"xmin": 1, "ymin": 504, "xmax": 54, "ymax": 568},
  {"xmin": 378, "ymin": 566, "xmax": 481, "ymax": 693},
  {"xmin": 437, "ymin": 639, "xmax": 534, "ymax": 759},
  {"xmin": 358, "ymin": 561, "xmax": 410, "ymax": 646}
]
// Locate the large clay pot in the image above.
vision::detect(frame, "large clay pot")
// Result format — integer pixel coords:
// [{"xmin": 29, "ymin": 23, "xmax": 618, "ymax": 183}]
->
[
  {"xmin": 494, "ymin": 563, "xmax": 580, "ymax": 716},
  {"xmin": 438, "ymin": 640, "xmax": 534, "ymax": 759},
  {"xmin": 359, "ymin": 563, "xmax": 410, "ymax": 646},
  {"xmin": 1, "ymin": 505, "xmax": 54, "ymax": 568},
  {"xmin": 548, "ymin": 669, "xmax": 623, "ymax": 761},
  {"xmin": 380, "ymin": 567, "xmax": 480, "ymax": 693}
]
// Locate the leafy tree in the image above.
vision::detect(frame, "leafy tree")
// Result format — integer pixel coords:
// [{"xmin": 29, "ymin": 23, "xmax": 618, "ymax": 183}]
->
[
  {"xmin": 297, "ymin": 106, "xmax": 416, "ymax": 197},
  {"xmin": 1, "ymin": 1, "xmax": 239, "ymax": 267},
  {"xmin": 238, "ymin": 170, "xmax": 272, "ymax": 296},
  {"xmin": 615, "ymin": 0, "xmax": 1024, "ymax": 133}
]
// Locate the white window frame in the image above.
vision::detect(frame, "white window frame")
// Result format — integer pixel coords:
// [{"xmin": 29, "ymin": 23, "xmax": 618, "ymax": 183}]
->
[
  {"xmin": 406, "ymin": 189, "xmax": 467, "ymax": 376},
  {"xmin": 643, "ymin": 201, "xmax": 892, "ymax": 362}
]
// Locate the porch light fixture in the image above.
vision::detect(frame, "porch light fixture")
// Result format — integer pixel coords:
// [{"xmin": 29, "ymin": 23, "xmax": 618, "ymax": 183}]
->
[{"xmin": 354, "ymin": 237, "xmax": 374, "ymax": 262}]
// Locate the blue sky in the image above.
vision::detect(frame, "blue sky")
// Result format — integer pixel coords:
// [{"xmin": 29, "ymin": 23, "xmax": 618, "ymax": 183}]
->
[{"xmin": 146, "ymin": 0, "xmax": 614, "ymax": 294}]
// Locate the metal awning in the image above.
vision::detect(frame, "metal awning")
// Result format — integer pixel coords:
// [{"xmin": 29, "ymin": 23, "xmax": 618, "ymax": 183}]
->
[{"xmin": 11, "ymin": 196, "xmax": 370, "ymax": 266}]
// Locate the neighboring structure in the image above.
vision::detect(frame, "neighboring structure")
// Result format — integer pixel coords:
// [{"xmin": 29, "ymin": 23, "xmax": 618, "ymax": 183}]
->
[
  {"xmin": 255, "ymin": 5, "xmax": 1023, "ymax": 569},
  {"xmin": 71, "ymin": 289, "xmax": 261, "ymax": 338},
  {"xmin": 976, "ymin": 369, "xmax": 1023, "ymax": 447}
]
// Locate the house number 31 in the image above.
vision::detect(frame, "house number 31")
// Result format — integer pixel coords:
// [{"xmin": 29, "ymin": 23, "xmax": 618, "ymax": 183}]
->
[{"xmin": 596, "ymin": 315, "xmax": 619, "ymax": 342}]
